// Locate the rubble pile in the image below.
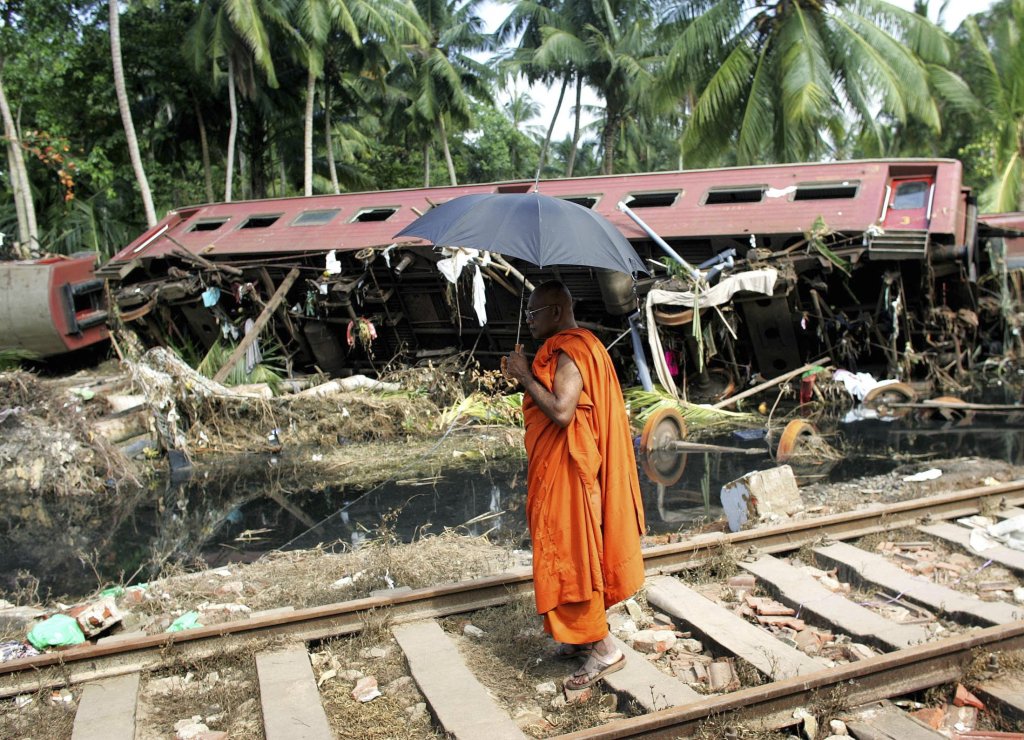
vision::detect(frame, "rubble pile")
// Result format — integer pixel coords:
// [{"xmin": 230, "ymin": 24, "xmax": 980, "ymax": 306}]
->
[{"xmin": 875, "ymin": 540, "xmax": 1024, "ymax": 605}]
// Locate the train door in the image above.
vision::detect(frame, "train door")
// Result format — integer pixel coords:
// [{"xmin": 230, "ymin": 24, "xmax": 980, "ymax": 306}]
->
[{"xmin": 881, "ymin": 176, "xmax": 935, "ymax": 229}]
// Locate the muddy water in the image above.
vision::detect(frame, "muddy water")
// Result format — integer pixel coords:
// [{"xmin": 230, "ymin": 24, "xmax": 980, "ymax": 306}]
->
[{"xmin": 4, "ymin": 402, "xmax": 1024, "ymax": 601}]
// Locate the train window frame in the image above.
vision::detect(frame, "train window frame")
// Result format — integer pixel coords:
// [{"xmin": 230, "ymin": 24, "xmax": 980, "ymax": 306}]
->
[
  {"xmin": 625, "ymin": 190, "xmax": 682, "ymax": 208},
  {"xmin": 237, "ymin": 214, "xmax": 282, "ymax": 229},
  {"xmin": 558, "ymin": 195, "xmax": 601, "ymax": 209},
  {"xmin": 291, "ymin": 209, "xmax": 341, "ymax": 226},
  {"xmin": 891, "ymin": 181, "xmax": 930, "ymax": 210},
  {"xmin": 703, "ymin": 186, "xmax": 766, "ymax": 205},
  {"xmin": 350, "ymin": 207, "xmax": 398, "ymax": 223},
  {"xmin": 793, "ymin": 181, "xmax": 860, "ymax": 201},
  {"xmin": 187, "ymin": 218, "xmax": 230, "ymax": 233}
]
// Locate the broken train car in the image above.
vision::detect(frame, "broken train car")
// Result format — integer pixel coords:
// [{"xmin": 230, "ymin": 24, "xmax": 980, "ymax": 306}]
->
[{"xmin": 99, "ymin": 158, "xmax": 1022, "ymax": 397}]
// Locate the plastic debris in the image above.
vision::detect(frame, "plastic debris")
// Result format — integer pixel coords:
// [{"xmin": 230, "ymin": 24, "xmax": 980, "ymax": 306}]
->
[
  {"xmin": 166, "ymin": 611, "xmax": 202, "ymax": 633},
  {"xmin": 68, "ymin": 596, "xmax": 122, "ymax": 638},
  {"xmin": 902, "ymin": 468, "xmax": 942, "ymax": 482},
  {"xmin": 0, "ymin": 640, "xmax": 41, "ymax": 662},
  {"xmin": 27, "ymin": 614, "xmax": 86, "ymax": 650}
]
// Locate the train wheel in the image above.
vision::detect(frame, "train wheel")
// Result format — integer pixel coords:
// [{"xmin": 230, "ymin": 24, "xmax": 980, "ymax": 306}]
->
[
  {"xmin": 641, "ymin": 448, "xmax": 688, "ymax": 486},
  {"xmin": 863, "ymin": 382, "xmax": 918, "ymax": 418},
  {"xmin": 640, "ymin": 407, "xmax": 687, "ymax": 452},
  {"xmin": 776, "ymin": 419, "xmax": 819, "ymax": 462},
  {"xmin": 920, "ymin": 396, "xmax": 974, "ymax": 422}
]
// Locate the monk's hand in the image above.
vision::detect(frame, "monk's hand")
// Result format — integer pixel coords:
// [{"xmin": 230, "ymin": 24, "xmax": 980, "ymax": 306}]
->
[{"xmin": 503, "ymin": 348, "xmax": 529, "ymax": 384}]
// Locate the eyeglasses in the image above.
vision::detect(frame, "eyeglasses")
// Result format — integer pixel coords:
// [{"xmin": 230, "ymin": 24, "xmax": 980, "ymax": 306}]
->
[{"xmin": 524, "ymin": 305, "xmax": 555, "ymax": 321}]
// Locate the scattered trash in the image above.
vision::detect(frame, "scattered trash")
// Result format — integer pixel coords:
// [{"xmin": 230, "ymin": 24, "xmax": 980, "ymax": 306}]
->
[
  {"xmin": 720, "ymin": 465, "xmax": 803, "ymax": 531},
  {"xmin": 27, "ymin": 614, "xmax": 86, "ymax": 650},
  {"xmin": 902, "ymin": 468, "xmax": 943, "ymax": 482},
  {"xmin": 67, "ymin": 596, "xmax": 122, "ymax": 638},
  {"xmin": 0, "ymin": 640, "xmax": 41, "ymax": 663},
  {"xmin": 166, "ymin": 611, "xmax": 202, "ymax": 633},
  {"xmin": 352, "ymin": 675, "xmax": 381, "ymax": 702},
  {"xmin": 953, "ymin": 683, "xmax": 985, "ymax": 710}
]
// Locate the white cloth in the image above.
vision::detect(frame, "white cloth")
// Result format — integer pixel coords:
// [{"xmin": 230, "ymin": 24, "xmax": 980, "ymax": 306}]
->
[
  {"xmin": 645, "ymin": 269, "xmax": 777, "ymax": 398},
  {"xmin": 473, "ymin": 265, "xmax": 487, "ymax": 326},
  {"xmin": 244, "ymin": 318, "xmax": 261, "ymax": 374}
]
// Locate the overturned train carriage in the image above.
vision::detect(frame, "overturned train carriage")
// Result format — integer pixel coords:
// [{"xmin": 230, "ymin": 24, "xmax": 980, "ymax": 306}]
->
[{"xmin": 100, "ymin": 158, "xmax": 1022, "ymax": 395}]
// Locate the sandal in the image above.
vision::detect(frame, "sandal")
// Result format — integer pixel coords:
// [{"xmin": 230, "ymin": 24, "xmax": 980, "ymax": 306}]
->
[
  {"xmin": 564, "ymin": 649, "xmax": 625, "ymax": 690},
  {"xmin": 554, "ymin": 642, "xmax": 592, "ymax": 660}
]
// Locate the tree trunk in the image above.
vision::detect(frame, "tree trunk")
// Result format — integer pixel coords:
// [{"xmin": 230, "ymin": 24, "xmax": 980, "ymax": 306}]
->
[
  {"xmin": 4, "ymin": 140, "xmax": 28, "ymax": 256},
  {"xmin": 194, "ymin": 94, "xmax": 214, "ymax": 203},
  {"xmin": 535, "ymin": 77, "xmax": 568, "ymax": 184},
  {"xmin": 437, "ymin": 115, "xmax": 457, "ymax": 186},
  {"xmin": 601, "ymin": 101, "xmax": 620, "ymax": 176},
  {"xmin": 0, "ymin": 72, "xmax": 36, "ymax": 257},
  {"xmin": 225, "ymin": 55, "xmax": 238, "ymax": 202},
  {"xmin": 423, "ymin": 141, "xmax": 430, "ymax": 187},
  {"xmin": 303, "ymin": 67, "xmax": 315, "ymax": 196},
  {"xmin": 567, "ymin": 74, "xmax": 583, "ymax": 177},
  {"xmin": 249, "ymin": 111, "xmax": 266, "ymax": 199},
  {"xmin": 324, "ymin": 78, "xmax": 339, "ymax": 194},
  {"xmin": 110, "ymin": 0, "xmax": 157, "ymax": 227}
]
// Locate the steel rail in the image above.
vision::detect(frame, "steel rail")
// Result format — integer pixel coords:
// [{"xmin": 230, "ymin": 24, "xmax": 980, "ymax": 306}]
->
[
  {"xmin": 2, "ymin": 479, "xmax": 1022, "ymax": 699},
  {"xmin": 561, "ymin": 621, "xmax": 1024, "ymax": 738}
]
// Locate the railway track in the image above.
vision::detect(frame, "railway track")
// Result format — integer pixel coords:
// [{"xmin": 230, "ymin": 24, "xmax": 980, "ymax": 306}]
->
[{"xmin": 4, "ymin": 480, "xmax": 1024, "ymax": 738}]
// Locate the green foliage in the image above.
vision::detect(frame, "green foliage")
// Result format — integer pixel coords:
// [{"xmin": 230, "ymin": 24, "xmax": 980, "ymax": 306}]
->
[
  {"xmin": 0, "ymin": 0, "xmax": 1013, "ymax": 252},
  {"xmin": 0, "ymin": 348, "xmax": 38, "ymax": 371},
  {"xmin": 195, "ymin": 338, "xmax": 284, "ymax": 392},
  {"xmin": 623, "ymin": 385, "xmax": 759, "ymax": 430}
]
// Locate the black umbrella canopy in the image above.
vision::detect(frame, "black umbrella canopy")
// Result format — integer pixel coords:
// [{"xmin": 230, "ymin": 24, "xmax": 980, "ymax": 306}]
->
[{"xmin": 394, "ymin": 192, "xmax": 649, "ymax": 275}]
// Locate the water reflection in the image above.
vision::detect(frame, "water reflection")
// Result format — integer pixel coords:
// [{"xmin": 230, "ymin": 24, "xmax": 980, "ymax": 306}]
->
[{"xmin": 3, "ymin": 399, "xmax": 1023, "ymax": 601}]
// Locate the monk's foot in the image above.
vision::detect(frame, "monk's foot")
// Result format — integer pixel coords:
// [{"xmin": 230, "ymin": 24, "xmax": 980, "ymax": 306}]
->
[
  {"xmin": 554, "ymin": 642, "xmax": 592, "ymax": 660},
  {"xmin": 563, "ymin": 648, "xmax": 625, "ymax": 690}
]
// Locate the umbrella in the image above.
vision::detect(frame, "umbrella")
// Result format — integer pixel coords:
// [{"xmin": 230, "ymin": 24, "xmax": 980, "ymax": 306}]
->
[{"xmin": 394, "ymin": 192, "xmax": 648, "ymax": 275}]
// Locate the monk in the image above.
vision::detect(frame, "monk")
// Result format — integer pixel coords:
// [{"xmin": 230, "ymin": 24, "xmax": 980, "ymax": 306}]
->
[{"xmin": 504, "ymin": 280, "xmax": 646, "ymax": 690}]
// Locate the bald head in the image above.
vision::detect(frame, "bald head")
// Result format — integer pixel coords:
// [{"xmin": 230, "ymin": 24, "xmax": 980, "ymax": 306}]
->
[
  {"xmin": 526, "ymin": 280, "xmax": 577, "ymax": 339},
  {"xmin": 533, "ymin": 280, "xmax": 572, "ymax": 311}
]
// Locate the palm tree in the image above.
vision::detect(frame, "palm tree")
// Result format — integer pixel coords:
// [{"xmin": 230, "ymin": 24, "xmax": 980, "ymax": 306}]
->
[
  {"xmin": 184, "ymin": 0, "xmax": 289, "ymax": 202},
  {"xmin": 109, "ymin": 0, "xmax": 157, "ymax": 227},
  {"xmin": 961, "ymin": 0, "xmax": 1024, "ymax": 212},
  {"xmin": 0, "ymin": 69, "xmax": 36, "ymax": 256},
  {"xmin": 398, "ymin": 0, "xmax": 493, "ymax": 186},
  {"xmin": 505, "ymin": 0, "xmax": 666, "ymax": 175},
  {"xmin": 292, "ymin": 0, "xmax": 423, "ymax": 196},
  {"xmin": 665, "ymin": 0, "xmax": 962, "ymax": 166}
]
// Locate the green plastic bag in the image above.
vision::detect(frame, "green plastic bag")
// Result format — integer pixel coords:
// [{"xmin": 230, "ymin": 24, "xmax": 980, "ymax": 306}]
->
[
  {"xmin": 166, "ymin": 611, "xmax": 202, "ymax": 633},
  {"xmin": 27, "ymin": 614, "xmax": 86, "ymax": 650}
]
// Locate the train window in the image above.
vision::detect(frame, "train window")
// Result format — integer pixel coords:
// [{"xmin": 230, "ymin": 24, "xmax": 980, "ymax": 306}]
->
[
  {"xmin": 351, "ymin": 207, "xmax": 397, "ymax": 222},
  {"xmin": 238, "ymin": 214, "xmax": 281, "ymax": 229},
  {"xmin": 704, "ymin": 187, "xmax": 764, "ymax": 204},
  {"xmin": 892, "ymin": 181, "xmax": 929, "ymax": 209},
  {"xmin": 794, "ymin": 182, "xmax": 859, "ymax": 200},
  {"xmin": 560, "ymin": 196, "xmax": 599, "ymax": 209},
  {"xmin": 188, "ymin": 218, "xmax": 229, "ymax": 232},
  {"xmin": 627, "ymin": 191, "xmax": 681, "ymax": 207},
  {"xmin": 496, "ymin": 183, "xmax": 532, "ymax": 193},
  {"xmin": 292, "ymin": 209, "xmax": 340, "ymax": 226}
]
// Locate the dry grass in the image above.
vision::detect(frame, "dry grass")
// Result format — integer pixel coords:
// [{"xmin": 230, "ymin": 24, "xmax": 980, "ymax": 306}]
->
[
  {"xmin": 440, "ymin": 596, "xmax": 614, "ymax": 738},
  {"xmin": 0, "ymin": 686, "xmax": 77, "ymax": 740},
  {"xmin": 675, "ymin": 544, "xmax": 741, "ymax": 585},
  {"xmin": 315, "ymin": 613, "xmax": 441, "ymax": 739},
  {"xmin": 135, "ymin": 530, "xmax": 521, "ymax": 625},
  {"xmin": 138, "ymin": 646, "xmax": 267, "ymax": 739}
]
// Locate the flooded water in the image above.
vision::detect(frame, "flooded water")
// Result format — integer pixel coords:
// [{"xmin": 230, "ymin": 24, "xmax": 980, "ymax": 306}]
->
[{"xmin": 4, "ymin": 392, "xmax": 1023, "ymax": 601}]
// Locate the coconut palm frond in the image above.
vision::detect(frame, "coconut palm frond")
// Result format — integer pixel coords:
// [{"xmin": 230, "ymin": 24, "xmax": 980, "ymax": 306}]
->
[
  {"xmin": 441, "ymin": 391, "xmax": 524, "ymax": 427},
  {"xmin": 624, "ymin": 386, "xmax": 759, "ymax": 429}
]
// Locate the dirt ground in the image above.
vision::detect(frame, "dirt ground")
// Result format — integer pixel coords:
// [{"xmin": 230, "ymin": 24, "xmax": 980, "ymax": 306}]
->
[{"xmin": 3, "ymin": 360, "xmax": 1024, "ymax": 738}]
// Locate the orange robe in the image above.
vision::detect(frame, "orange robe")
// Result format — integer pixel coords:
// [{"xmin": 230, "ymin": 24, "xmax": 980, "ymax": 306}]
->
[{"xmin": 523, "ymin": 328, "xmax": 646, "ymax": 641}]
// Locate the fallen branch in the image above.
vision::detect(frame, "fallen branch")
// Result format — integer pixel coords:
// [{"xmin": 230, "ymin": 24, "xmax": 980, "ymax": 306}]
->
[{"xmin": 711, "ymin": 358, "xmax": 831, "ymax": 410}]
